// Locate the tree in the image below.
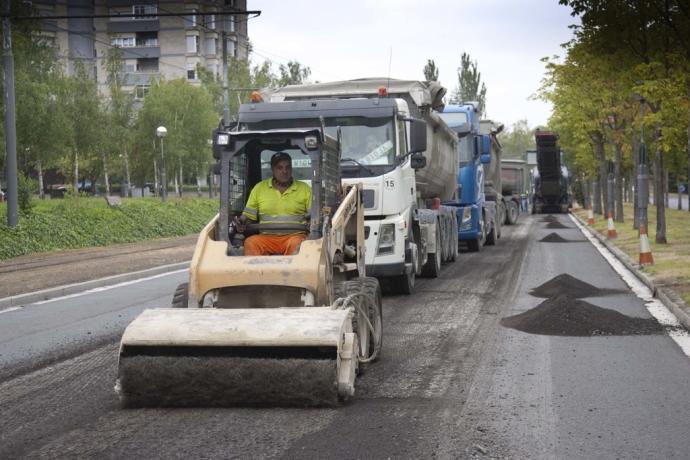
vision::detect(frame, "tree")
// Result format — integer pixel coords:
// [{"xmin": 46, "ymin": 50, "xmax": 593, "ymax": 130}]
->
[
  {"xmin": 423, "ymin": 59, "xmax": 439, "ymax": 81},
  {"xmin": 276, "ymin": 61, "xmax": 311, "ymax": 87},
  {"xmin": 451, "ymin": 52, "xmax": 487, "ymax": 115},
  {"xmin": 498, "ymin": 120, "xmax": 534, "ymax": 159},
  {"xmin": 132, "ymin": 79, "xmax": 218, "ymax": 196}
]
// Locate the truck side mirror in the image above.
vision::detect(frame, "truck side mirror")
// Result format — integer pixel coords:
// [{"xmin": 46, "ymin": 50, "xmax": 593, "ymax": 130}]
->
[
  {"xmin": 480, "ymin": 135, "xmax": 491, "ymax": 164},
  {"xmin": 408, "ymin": 118, "xmax": 427, "ymax": 154},
  {"xmin": 410, "ymin": 152, "xmax": 427, "ymax": 170}
]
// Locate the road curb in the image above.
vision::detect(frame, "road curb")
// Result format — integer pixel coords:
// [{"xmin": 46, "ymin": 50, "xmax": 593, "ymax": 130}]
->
[
  {"xmin": 570, "ymin": 212, "xmax": 690, "ymax": 330},
  {"xmin": 0, "ymin": 261, "xmax": 189, "ymax": 310}
]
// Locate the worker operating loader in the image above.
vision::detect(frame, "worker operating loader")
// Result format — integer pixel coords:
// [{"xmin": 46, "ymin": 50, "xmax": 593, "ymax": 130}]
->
[
  {"xmin": 115, "ymin": 127, "xmax": 383, "ymax": 407},
  {"xmin": 235, "ymin": 152, "xmax": 311, "ymax": 256}
]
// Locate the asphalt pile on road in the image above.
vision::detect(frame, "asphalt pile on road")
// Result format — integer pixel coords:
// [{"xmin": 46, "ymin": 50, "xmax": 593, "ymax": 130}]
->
[
  {"xmin": 530, "ymin": 273, "xmax": 622, "ymax": 298},
  {"xmin": 545, "ymin": 221, "xmax": 572, "ymax": 229},
  {"xmin": 501, "ymin": 294, "xmax": 663, "ymax": 336},
  {"xmin": 502, "ymin": 274, "xmax": 662, "ymax": 336},
  {"xmin": 539, "ymin": 232, "xmax": 584, "ymax": 243}
]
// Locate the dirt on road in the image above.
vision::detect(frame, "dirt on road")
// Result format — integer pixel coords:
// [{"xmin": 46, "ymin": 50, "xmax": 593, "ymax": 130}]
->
[{"xmin": 0, "ymin": 235, "xmax": 197, "ymax": 298}]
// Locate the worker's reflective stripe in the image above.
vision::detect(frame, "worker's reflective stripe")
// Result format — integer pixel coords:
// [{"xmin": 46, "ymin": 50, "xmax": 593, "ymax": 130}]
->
[
  {"xmin": 259, "ymin": 214, "xmax": 305, "ymax": 223},
  {"xmin": 243, "ymin": 207, "xmax": 258, "ymax": 219},
  {"xmin": 252, "ymin": 223, "xmax": 307, "ymax": 234}
]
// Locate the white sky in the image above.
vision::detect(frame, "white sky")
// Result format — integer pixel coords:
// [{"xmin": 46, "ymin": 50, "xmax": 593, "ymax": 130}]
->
[{"xmin": 246, "ymin": 0, "xmax": 578, "ymax": 131}]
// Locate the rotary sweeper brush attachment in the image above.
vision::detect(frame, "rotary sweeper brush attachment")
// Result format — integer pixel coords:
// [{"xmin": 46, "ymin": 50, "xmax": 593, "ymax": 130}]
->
[{"xmin": 115, "ymin": 308, "xmax": 359, "ymax": 408}]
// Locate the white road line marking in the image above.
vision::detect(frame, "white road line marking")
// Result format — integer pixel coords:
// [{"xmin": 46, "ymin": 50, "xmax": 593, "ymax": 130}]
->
[
  {"xmin": 32, "ymin": 269, "xmax": 189, "ymax": 305},
  {"xmin": 0, "ymin": 306, "xmax": 24, "ymax": 314},
  {"xmin": 570, "ymin": 214, "xmax": 690, "ymax": 357}
]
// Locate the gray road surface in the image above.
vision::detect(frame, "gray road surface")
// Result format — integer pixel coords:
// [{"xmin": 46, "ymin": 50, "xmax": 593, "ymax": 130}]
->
[{"xmin": 1, "ymin": 214, "xmax": 689, "ymax": 459}]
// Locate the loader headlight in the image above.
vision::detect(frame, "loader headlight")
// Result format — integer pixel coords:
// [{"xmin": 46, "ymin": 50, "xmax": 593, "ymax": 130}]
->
[
  {"xmin": 216, "ymin": 133, "xmax": 229, "ymax": 145},
  {"xmin": 305, "ymin": 135, "xmax": 318, "ymax": 150},
  {"xmin": 377, "ymin": 224, "xmax": 395, "ymax": 255}
]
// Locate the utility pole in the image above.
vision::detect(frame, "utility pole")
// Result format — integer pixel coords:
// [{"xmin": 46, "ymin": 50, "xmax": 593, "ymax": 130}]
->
[{"xmin": 3, "ymin": 3, "xmax": 18, "ymax": 227}]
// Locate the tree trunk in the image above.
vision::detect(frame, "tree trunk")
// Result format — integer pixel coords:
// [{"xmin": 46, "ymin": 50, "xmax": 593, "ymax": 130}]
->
[
  {"xmin": 654, "ymin": 124, "xmax": 667, "ymax": 243},
  {"xmin": 179, "ymin": 164, "xmax": 184, "ymax": 197},
  {"xmin": 102, "ymin": 151, "xmax": 111, "ymax": 196},
  {"xmin": 593, "ymin": 137, "xmax": 604, "ymax": 214},
  {"xmin": 664, "ymin": 168, "xmax": 669, "ymax": 208},
  {"xmin": 614, "ymin": 142, "xmax": 624, "ymax": 222},
  {"xmin": 687, "ymin": 80, "xmax": 690, "ymax": 213},
  {"xmin": 678, "ymin": 175, "xmax": 683, "ymax": 210},
  {"xmin": 73, "ymin": 151, "xmax": 79, "ymax": 193},
  {"xmin": 633, "ymin": 132, "xmax": 639, "ymax": 229},
  {"xmin": 37, "ymin": 159, "xmax": 45, "ymax": 200},
  {"xmin": 123, "ymin": 148, "xmax": 131, "ymax": 198},
  {"xmin": 196, "ymin": 173, "xmax": 203, "ymax": 197}
]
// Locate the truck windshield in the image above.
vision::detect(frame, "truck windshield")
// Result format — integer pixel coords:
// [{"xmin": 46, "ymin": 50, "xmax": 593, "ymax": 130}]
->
[
  {"xmin": 458, "ymin": 138, "xmax": 473, "ymax": 167},
  {"xmin": 244, "ymin": 117, "xmax": 396, "ymax": 167}
]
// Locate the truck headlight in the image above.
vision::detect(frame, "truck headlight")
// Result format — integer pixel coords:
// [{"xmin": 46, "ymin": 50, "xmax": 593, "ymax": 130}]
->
[
  {"xmin": 377, "ymin": 224, "xmax": 395, "ymax": 255},
  {"xmin": 460, "ymin": 207, "xmax": 472, "ymax": 230}
]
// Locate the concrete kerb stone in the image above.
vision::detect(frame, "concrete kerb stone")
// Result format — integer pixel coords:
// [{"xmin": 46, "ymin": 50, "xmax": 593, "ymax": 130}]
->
[
  {"xmin": 0, "ymin": 261, "xmax": 189, "ymax": 310},
  {"xmin": 570, "ymin": 211, "xmax": 690, "ymax": 330}
]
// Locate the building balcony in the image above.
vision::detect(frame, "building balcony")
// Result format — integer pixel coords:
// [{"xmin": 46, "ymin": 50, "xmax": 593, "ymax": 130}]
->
[
  {"xmin": 124, "ymin": 72, "xmax": 160, "ymax": 86},
  {"xmin": 122, "ymin": 46, "xmax": 160, "ymax": 59},
  {"xmin": 108, "ymin": 19, "xmax": 160, "ymax": 33}
]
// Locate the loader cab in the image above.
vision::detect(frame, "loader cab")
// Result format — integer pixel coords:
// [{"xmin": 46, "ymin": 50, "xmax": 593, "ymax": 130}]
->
[{"xmin": 212, "ymin": 128, "xmax": 342, "ymax": 250}]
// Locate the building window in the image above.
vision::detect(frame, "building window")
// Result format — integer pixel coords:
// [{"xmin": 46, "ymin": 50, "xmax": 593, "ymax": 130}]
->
[
  {"xmin": 206, "ymin": 14, "xmax": 216, "ymax": 30},
  {"xmin": 206, "ymin": 37, "xmax": 216, "ymax": 55},
  {"xmin": 186, "ymin": 35, "xmax": 199, "ymax": 54},
  {"xmin": 136, "ymin": 32, "xmax": 158, "ymax": 47},
  {"xmin": 224, "ymin": 15, "xmax": 235, "ymax": 32},
  {"xmin": 135, "ymin": 85, "xmax": 149, "ymax": 99},
  {"xmin": 133, "ymin": 4, "xmax": 157, "ymax": 19},
  {"xmin": 186, "ymin": 9, "xmax": 198, "ymax": 27},
  {"xmin": 227, "ymin": 39, "xmax": 236, "ymax": 58},
  {"xmin": 111, "ymin": 36, "xmax": 135, "ymax": 47},
  {"xmin": 206, "ymin": 63, "xmax": 218, "ymax": 76},
  {"xmin": 137, "ymin": 58, "xmax": 158, "ymax": 72},
  {"xmin": 187, "ymin": 63, "xmax": 197, "ymax": 80}
]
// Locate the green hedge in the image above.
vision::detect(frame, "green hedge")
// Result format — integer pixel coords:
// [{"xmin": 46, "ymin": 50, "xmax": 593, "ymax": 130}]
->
[{"xmin": 0, "ymin": 197, "xmax": 218, "ymax": 260}]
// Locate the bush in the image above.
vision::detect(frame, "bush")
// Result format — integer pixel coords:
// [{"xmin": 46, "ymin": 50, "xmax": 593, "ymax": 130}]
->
[
  {"xmin": 0, "ymin": 197, "xmax": 218, "ymax": 260},
  {"xmin": 18, "ymin": 173, "xmax": 37, "ymax": 213}
]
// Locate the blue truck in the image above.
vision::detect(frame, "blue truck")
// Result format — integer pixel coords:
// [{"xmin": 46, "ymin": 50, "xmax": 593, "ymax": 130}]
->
[{"xmin": 438, "ymin": 104, "xmax": 500, "ymax": 252}]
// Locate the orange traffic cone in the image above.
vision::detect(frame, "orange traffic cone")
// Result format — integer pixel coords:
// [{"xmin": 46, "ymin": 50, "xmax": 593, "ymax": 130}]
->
[
  {"xmin": 607, "ymin": 211, "xmax": 617, "ymax": 238},
  {"xmin": 587, "ymin": 206, "xmax": 595, "ymax": 225},
  {"xmin": 639, "ymin": 224, "xmax": 654, "ymax": 265}
]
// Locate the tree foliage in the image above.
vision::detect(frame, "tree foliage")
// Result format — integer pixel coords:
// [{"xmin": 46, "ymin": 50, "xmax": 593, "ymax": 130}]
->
[
  {"xmin": 423, "ymin": 59, "xmax": 439, "ymax": 81},
  {"xmin": 451, "ymin": 52, "xmax": 487, "ymax": 115},
  {"xmin": 498, "ymin": 120, "xmax": 534, "ymax": 159}
]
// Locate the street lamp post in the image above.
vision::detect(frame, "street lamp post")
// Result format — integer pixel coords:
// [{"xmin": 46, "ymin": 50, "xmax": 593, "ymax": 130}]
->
[{"xmin": 156, "ymin": 126, "xmax": 168, "ymax": 202}]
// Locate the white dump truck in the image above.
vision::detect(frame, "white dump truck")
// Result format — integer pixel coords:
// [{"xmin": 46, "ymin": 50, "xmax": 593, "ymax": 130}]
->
[{"xmin": 239, "ymin": 78, "xmax": 459, "ymax": 294}]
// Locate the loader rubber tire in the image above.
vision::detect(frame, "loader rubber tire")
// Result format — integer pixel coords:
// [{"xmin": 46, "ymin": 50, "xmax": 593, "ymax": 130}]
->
[
  {"xmin": 334, "ymin": 277, "xmax": 383, "ymax": 368},
  {"xmin": 171, "ymin": 282, "xmax": 189, "ymax": 308}
]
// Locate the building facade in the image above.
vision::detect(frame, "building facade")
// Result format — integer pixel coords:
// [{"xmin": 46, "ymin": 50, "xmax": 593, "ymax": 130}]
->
[{"xmin": 35, "ymin": 0, "xmax": 249, "ymax": 98}]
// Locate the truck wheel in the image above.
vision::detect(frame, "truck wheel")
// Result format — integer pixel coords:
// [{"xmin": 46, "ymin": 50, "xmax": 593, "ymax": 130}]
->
[
  {"xmin": 334, "ymin": 277, "xmax": 383, "ymax": 367},
  {"xmin": 390, "ymin": 269, "xmax": 415, "ymax": 295},
  {"xmin": 171, "ymin": 282, "xmax": 189, "ymax": 308},
  {"xmin": 421, "ymin": 224, "xmax": 442, "ymax": 278},
  {"xmin": 467, "ymin": 212, "xmax": 486, "ymax": 252},
  {"xmin": 506, "ymin": 201, "xmax": 519, "ymax": 225},
  {"xmin": 485, "ymin": 212, "xmax": 497, "ymax": 246}
]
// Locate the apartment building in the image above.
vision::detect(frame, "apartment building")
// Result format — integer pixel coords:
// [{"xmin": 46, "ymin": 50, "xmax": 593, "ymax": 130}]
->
[{"xmin": 35, "ymin": 0, "xmax": 249, "ymax": 98}]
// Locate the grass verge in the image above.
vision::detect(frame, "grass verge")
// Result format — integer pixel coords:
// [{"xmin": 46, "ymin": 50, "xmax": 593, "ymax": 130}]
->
[
  {"xmin": 574, "ymin": 203, "xmax": 690, "ymax": 305},
  {"xmin": 0, "ymin": 196, "xmax": 217, "ymax": 261}
]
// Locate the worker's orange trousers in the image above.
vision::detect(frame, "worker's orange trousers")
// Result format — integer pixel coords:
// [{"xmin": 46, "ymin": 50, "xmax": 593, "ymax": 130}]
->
[{"xmin": 244, "ymin": 234, "xmax": 306, "ymax": 256}]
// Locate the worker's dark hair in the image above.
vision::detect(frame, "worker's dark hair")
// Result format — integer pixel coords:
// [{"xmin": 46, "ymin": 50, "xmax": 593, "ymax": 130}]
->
[{"xmin": 270, "ymin": 151, "xmax": 292, "ymax": 167}]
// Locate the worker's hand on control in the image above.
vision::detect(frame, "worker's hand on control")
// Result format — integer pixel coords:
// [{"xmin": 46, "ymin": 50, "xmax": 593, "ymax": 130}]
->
[{"xmin": 233, "ymin": 216, "xmax": 247, "ymax": 233}]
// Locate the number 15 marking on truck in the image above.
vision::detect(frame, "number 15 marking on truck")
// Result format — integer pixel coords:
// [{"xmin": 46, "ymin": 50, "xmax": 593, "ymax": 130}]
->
[{"xmin": 385, "ymin": 179, "xmax": 395, "ymax": 189}]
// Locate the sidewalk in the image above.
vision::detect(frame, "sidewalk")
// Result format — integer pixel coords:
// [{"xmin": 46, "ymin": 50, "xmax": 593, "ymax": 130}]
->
[{"xmin": 0, "ymin": 235, "xmax": 196, "ymax": 305}]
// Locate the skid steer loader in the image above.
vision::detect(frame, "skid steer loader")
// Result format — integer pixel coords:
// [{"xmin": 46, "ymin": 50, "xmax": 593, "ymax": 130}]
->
[{"xmin": 115, "ymin": 127, "xmax": 383, "ymax": 407}]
